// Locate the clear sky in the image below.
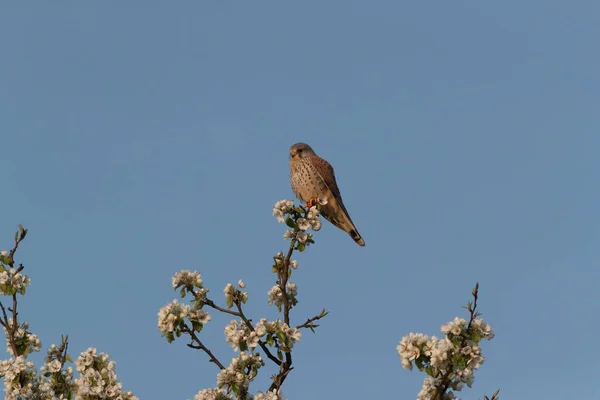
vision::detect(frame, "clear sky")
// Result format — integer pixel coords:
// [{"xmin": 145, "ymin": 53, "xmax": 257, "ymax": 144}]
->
[{"xmin": 1, "ymin": 2, "xmax": 599, "ymax": 399}]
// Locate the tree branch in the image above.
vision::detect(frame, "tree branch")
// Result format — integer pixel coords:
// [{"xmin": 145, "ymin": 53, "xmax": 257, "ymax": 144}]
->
[
  {"xmin": 203, "ymin": 298, "xmax": 242, "ymax": 317},
  {"xmin": 296, "ymin": 312, "xmax": 326, "ymax": 330},
  {"xmin": 182, "ymin": 324, "xmax": 225, "ymax": 370},
  {"xmin": 437, "ymin": 283, "xmax": 480, "ymax": 399}
]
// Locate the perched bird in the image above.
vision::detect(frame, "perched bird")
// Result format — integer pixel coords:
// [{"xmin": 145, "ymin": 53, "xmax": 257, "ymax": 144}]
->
[{"xmin": 289, "ymin": 142, "xmax": 365, "ymax": 246}]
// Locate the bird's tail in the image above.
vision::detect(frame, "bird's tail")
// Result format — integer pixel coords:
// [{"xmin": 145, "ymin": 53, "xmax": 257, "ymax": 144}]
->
[
  {"xmin": 322, "ymin": 197, "xmax": 365, "ymax": 246},
  {"xmin": 348, "ymin": 228, "xmax": 365, "ymax": 247}
]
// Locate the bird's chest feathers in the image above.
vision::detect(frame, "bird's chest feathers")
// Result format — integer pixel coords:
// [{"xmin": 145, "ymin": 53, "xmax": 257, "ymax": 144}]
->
[{"xmin": 290, "ymin": 159, "xmax": 323, "ymax": 200}]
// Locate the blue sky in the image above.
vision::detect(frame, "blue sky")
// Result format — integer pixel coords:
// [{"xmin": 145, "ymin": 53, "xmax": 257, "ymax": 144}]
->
[{"xmin": 1, "ymin": 2, "xmax": 599, "ymax": 399}]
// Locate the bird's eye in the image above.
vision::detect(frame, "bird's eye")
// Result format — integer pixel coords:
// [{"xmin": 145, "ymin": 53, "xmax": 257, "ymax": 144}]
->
[{"xmin": 297, "ymin": 149, "xmax": 303, "ymax": 153}]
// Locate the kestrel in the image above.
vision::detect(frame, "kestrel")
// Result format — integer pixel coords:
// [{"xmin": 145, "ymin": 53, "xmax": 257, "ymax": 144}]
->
[{"xmin": 289, "ymin": 143, "xmax": 365, "ymax": 247}]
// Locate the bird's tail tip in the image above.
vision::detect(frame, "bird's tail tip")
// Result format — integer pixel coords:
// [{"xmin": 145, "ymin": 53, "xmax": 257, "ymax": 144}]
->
[{"xmin": 349, "ymin": 229, "xmax": 365, "ymax": 247}]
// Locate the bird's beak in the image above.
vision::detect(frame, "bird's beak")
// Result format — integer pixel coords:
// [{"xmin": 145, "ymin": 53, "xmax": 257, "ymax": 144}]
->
[{"xmin": 290, "ymin": 149, "xmax": 297, "ymax": 157}]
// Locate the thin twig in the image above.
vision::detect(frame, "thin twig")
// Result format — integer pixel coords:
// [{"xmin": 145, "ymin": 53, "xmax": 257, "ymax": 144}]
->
[
  {"xmin": 0, "ymin": 228, "xmax": 27, "ymax": 357},
  {"xmin": 203, "ymin": 298, "xmax": 242, "ymax": 317},
  {"xmin": 296, "ymin": 314, "xmax": 325, "ymax": 330},
  {"xmin": 182, "ymin": 324, "xmax": 225, "ymax": 370},
  {"xmin": 437, "ymin": 283, "xmax": 480, "ymax": 399}
]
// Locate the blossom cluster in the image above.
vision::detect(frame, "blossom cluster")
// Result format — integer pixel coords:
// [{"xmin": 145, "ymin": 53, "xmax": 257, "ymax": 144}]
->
[
  {"xmin": 223, "ymin": 282, "xmax": 248, "ymax": 309},
  {"xmin": 0, "ymin": 267, "xmax": 31, "ymax": 296},
  {"xmin": 252, "ymin": 391, "xmax": 285, "ymax": 400},
  {"xmin": 397, "ymin": 317, "xmax": 494, "ymax": 400},
  {"xmin": 2, "ymin": 320, "xmax": 41, "ymax": 357},
  {"xmin": 273, "ymin": 200, "xmax": 321, "ymax": 248},
  {"xmin": 224, "ymin": 318, "xmax": 301, "ymax": 354},
  {"xmin": 157, "ymin": 299, "xmax": 211, "ymax": 342},
  {"xmin": 217, "ymin": 352, "xmax": 264, "ymax": 394},
  {"xmin": 271, "ymin": 252, "xmax": 299, "ymax": 274},
  {"xmin": 0, "ymin": 349, "xmax": 73, "ymax": 400},
  {"xmin": 73, "ymin": 347, "xmax": 138, "ymax": 400},
  {"xmin": 0, "ymin": 356, "xmax": 40, "ymax": 399},
  {"xmin": 267, "ymin": 283, "xmax": 297, "ymax": 311},
  {"xmin": 193, "ymin": 379, "xmax": 285, "ymax": 400},
  {"xmin": 38, "ymin": 342, "xmax": 75, "ymax": 398},
  {"xmin": 193, "ymin": 388, "xmax": 232, "ymax": 400}
]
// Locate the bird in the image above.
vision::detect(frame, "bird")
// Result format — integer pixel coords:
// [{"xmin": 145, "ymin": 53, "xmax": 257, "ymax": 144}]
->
[{"xmin": 289, "ymin": 142, "xmax": 365, "ymax": 246}]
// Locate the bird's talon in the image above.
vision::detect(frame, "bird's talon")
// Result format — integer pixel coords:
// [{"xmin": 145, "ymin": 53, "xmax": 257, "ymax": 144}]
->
[{"xmin": 304, "ymin": 197, "xmax": 319, "ymax": 209}]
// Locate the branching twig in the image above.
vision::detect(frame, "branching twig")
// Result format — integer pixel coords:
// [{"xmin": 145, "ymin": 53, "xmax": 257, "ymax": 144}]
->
[
  {"xmin": 203, "ymin": 298, "xmax": 243, "ymax": 317},
  {"xmin": 182, "ymin": 324, "xmax": 225, "ymax": 370},
  {"xmin": 437, "ymin": 283, "xmax": 481, "ymax": 399},
  {"xmin": 296, "ymin": 312, "xmax": 326, "ymax": 330},
  {"xmin": 0, "ymin": 226, "xmax": 28, "ymax": 357}
]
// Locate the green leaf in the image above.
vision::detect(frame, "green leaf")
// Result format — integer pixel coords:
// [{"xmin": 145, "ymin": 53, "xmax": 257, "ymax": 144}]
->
[
  {"xmin": 296, "ymin": 243, "xmax": 306, "ymax": 252},
  {"xmin": 166, "ymin": 332, "xmax": 175, "ymax": 343},
  {"xmin": 415, "ymin": 357, "xmax": 424, "ymax": 371},
  {"xmin": 192, "ymin": 321, "xmax": 203, "ymax": 332},
  {"xmin": 277, "ymin": 349, "xmax": 283, "ymax": 361},
  {"xmin": 277, "ymin": 331, "xmax": 286, "ymax": 343},
  {"xmin": 65, "ymin": 355, "xmax": 73, "ymax": 363},
  {"xmin": 266, "ymin": 335, "xmax": 274, "ymax": 346},
  {"xmin": 0, "ymin": 284, "xmax": 15, "ymax": 295},
  {"xmin": 226, "ymin": 295, "xmax": 233, "ymax": 309},
  {"xmin": 179, "ymin": 288, "xmax": 186, "ymax": 298},
  {"xmin": 240, "ymin": 341, "xmax": 248, "ymax": 352},
  {"xmin": 285, "ymin": 217, "xmax": 297, "ymax": 229}
]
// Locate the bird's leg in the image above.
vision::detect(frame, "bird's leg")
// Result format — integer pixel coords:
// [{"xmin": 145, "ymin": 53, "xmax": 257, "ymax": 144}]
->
[{"xmin": 304, "ymin": 197, "xmax": 319, "ymax": 209}]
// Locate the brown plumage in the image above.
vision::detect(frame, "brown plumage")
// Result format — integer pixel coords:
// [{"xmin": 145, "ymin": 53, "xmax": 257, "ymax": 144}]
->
[{"xmin": 289, "ymin": 142, "xmax": 365, "ymax": 246}]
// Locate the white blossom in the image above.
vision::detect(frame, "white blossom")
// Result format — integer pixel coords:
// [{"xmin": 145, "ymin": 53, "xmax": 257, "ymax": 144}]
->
[
  {"xmin": 216, "ymin": 352, "xmax": 264, "ymax": 392},
  {"xmin": 0, "ymin": 269, "xmax": 31, "ymax": 294},
  {"xmin": 223, "ymin": 283, "xmax": 235, "ymax": 297},
  {"xmin": 157, "ymin": 300, "xmax": 190, "ymax": 335},
  {"xmin": 188, "ymin": 309, "xmax": 212, "ymax": 325},
  {"xmin": 296, "ymin": 231, "xmax": 308, "ymax": 243},
  {"xmin": 237, "ymin": 280, "xmax": 246, "ymax": 289},
  {"xmin": 311, "ymin": 219, "xmax": 322, "ymax": 231},
  {"xmin": 252, "ymin": 390, "xmax": 285, "ymax": 400},
  {"xmin": 194, "ymin": 388, "xmax": 232, "ymax": 400},
  {"xmin": 45, "ymin": 359, "xmax": 62, "ymax": 373},
  {"xmin": 441, "ymin": 317, "xmax": 467, "ymax": 337},
  {"xmin": 272, "ymin": 200, "xmax": 295, "ymax": 223},
  {"xmin": 296, "ymin": 218, "xmax": 310, "ymax": 231},
  {"xmin": 172, "ymin": 270, "xmax": 203, "ymax": 289},
  {"xmin": 267, "ymin": 285, "xmax": 284, "ymax": 307},
  {"xmin": 224, "ymin": 320, "xmax": 247, "ymax": 351}
]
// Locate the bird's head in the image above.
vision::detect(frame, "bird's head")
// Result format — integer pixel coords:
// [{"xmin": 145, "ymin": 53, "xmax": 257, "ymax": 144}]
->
[{"xmin": 289, "ymin": 143, "xmax": 315, "ymax": 159}]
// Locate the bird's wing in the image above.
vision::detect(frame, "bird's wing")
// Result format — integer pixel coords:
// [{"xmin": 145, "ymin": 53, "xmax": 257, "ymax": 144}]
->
[
  {"xmin": 310, "ymin": 156, "xmax": 352, "ymax": 217},
  {"xmin": 310, "ymin": 155, "xmax": 364, "ymax": 245}
]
